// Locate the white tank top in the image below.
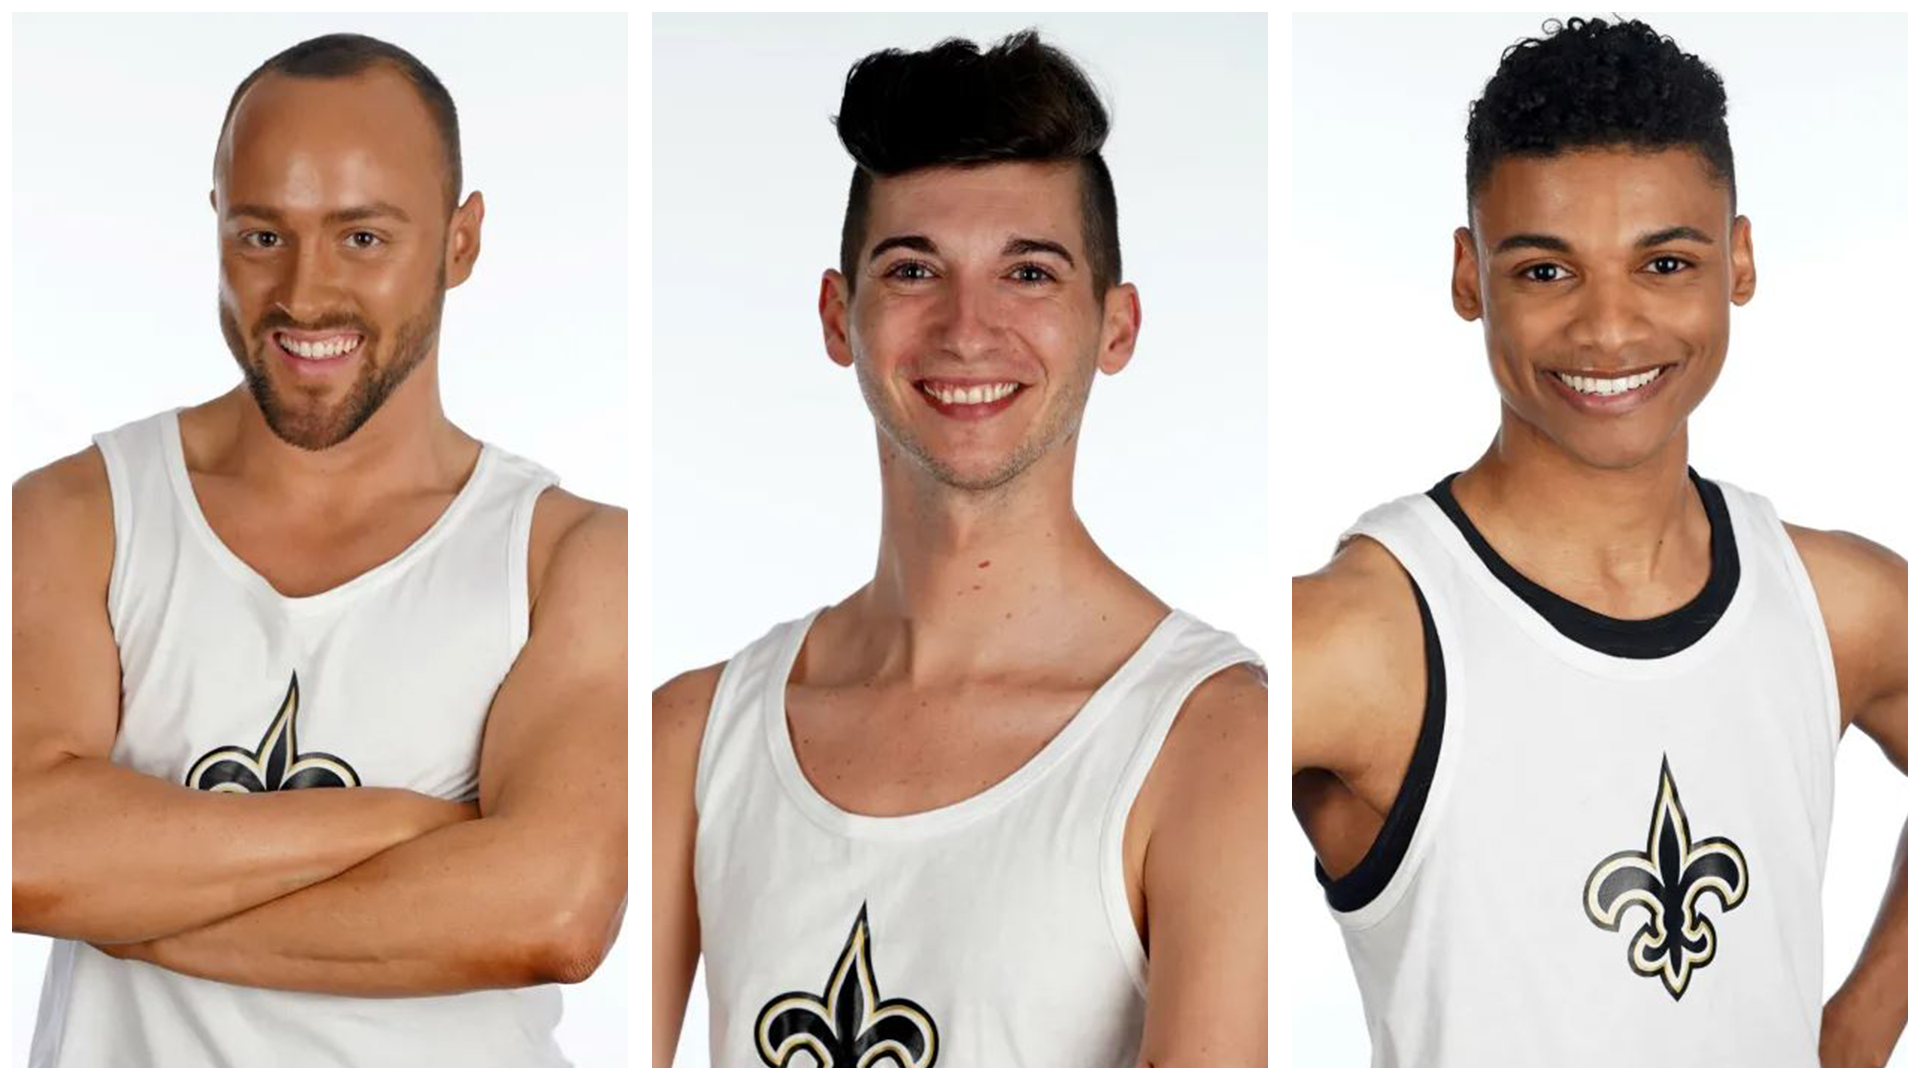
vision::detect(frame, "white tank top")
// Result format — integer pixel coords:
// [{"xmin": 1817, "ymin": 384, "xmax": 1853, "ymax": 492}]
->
[
  {"xmin": 694, "ymin": 607, "xmax": 1261, "ymax": 1067},
  {"xmin": 28, "ymin": 408, "xmax": 569, "ymax": 1067},
  {"xmin": 1319, "ymin": 471, "xmax": 1838, "ymax": 1066}
]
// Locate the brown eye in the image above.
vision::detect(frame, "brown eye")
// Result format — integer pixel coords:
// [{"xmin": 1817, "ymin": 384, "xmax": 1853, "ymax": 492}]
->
[
  {"xmin": 1009, "ymin": 263, "xmax": 1056, "ymax": 284},
  {"xmin": 1648, "ymin": 255, "xmax": 1690, "ymax": 275},
  {"xmin": 1525, "ymin": 264, "xmax": 1565, "ymax": 283},
  {"xmin": 346, "ymin": 231, "xmax": 382, "ymax": 249},
  {"xmin": 246, "ymin": 231, "xmax": 282, "ymax": 249},
  {"xmin": 884, "ymin": 261, "xmax": 934, "ymax": 281}
]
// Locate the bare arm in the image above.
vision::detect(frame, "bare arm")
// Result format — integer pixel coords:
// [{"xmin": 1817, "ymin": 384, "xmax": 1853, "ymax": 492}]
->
[
  {"xmin": 652, "ymin": 663, "xmax": 721, "ymax": 1066},
  {"xmin": 100, "ymin": 499, "xmax": 629, "ymax": 995},
  {"xmin": 1792, "ymin": 526, "xmax": 1908, "ymax": 1067},
  {"xmin": 12, "ymin": 450, "xmax": 470, "ymax": 944},
  {"xmin": 1134, "ymin": 664, "xmax": 1268, "ymax": 1066}
]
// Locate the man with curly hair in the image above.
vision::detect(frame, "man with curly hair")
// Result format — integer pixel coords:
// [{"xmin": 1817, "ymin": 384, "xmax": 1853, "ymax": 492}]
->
[
  {"xmin": 653, "ymin": 30, "xmax": 1266, "ymax": 1068},
  {"xmin": 1293, "ymin": 16, "xmax": 1906, "ymax": 1067}
]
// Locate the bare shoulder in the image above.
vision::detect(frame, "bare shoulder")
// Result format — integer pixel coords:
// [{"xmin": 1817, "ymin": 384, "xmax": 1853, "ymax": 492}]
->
[
  {"xmin": 1784, "ymin": 523, "xmax": 1907, "ymax": 621},
  {"xmin": 527, "ymin": 487, "xmax": 626, "ymax": 610},
  {"xmin": 652, "ymin": 663, "xmax": 727, "ymax": 787},
  {"xmin": 1291, "ymin": 535, "xmax": 1426, "ymax": 779},
  {"xmin": 1159, "ymin": 660, "xmax": 1268, "ymax": 773},
  {"xmin": 14, "ymin": 445, "xmax": 113, "ymax": 580},
  {"xmin": 1784, "ymin": 522, "xmax": 1907, "ymax": 718}
]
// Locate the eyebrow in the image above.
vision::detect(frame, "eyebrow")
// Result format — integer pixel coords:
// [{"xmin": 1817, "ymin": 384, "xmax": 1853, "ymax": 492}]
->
[
  {"xmin": 226, "ymin": 201, "xmax": 413, "ymax": 226},
  {"xmin": 866, "ymin": 234, "xmax": 1077, "ymax": 267},
  {"xmin": 1492, "ymin": 225, "xmax": 1716, "ymax": 255},
  {"xmin": 1634, "ymin": 225, "xmax": 1715, "ymax": 248}
]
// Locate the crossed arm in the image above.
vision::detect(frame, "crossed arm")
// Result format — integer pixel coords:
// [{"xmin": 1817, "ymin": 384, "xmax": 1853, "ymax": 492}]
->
[{"xmin": 13, "ymin": 453, "xmax": 627, "ymax": 995}]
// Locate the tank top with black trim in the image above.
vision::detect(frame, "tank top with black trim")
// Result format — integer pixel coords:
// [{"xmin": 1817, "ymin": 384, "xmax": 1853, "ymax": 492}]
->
[
  {"xmin": 694, "ymin": 607, "xmax": 1262, "ymax": 1067},
  {"xmin": 1317, "ymin": 470, "xmax": 1837, "ymax": 1066}
]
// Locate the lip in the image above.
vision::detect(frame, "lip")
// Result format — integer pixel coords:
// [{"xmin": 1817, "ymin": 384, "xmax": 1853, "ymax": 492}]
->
[
  {"xmin": 1540, "ymin": 363, "xmax": 1679, "ymax": 416},
  {"xmin": 269, "ymin": 330, "xmax": 364, "ymax": 380},
  {"xmin": 913, "ymin": 378, "xmax": 1029, "ymax": 421}
]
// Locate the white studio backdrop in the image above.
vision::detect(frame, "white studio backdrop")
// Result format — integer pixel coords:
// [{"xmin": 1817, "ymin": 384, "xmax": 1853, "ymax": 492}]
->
[
  {"xmin": 652, "ymin": 12, "xmax": 1268, "ymax": 1068},
  {"xmin": 1284, "ymin": 12, "xmax": 1909, "ymax": 1067},
  {"xmin": 9, "ymin": 13, "xmax": 630, "ymax": 1067}
]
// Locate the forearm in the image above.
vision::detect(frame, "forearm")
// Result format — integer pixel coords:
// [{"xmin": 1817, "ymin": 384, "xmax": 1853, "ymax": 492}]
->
[
  {"xmin": 105, "ymin": 814, "xmax": 618, "ymax": 997},
  {"xmin": 12, "ymin": 756, "xmax": 465, "ymax": 943},
  {"xmin": 1823, "ymin": 820, "xmax": 1908, "ymax": 1067}
]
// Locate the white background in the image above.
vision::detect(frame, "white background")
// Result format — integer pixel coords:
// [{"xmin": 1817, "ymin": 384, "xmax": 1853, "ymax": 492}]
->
[
  {"xmin": 8, "ymin": 13, "xmax": 630, "ymax": 1067},
  {"xmin": 652, "ymin": 12, "xmax": 1268, "ymax": 1067},
  {"xmin": 1284, "ymin": 12, "xmax": 1910, "ymax": 1067}
]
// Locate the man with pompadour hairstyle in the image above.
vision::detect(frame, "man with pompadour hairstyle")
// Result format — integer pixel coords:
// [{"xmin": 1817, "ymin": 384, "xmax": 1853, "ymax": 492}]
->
[
  {"xmin": 654, "ymin": 29, "xmax": 1266, "ymax": 1068},
  {"xmin": 1293, "ymin": 16, "xmax": 1906, "ymax": 1067}
]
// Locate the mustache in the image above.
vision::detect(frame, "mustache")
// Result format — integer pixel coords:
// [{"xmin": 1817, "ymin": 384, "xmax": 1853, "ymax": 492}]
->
[{"xmin": 255, "ymin": 313, "xmax": 374, "ymax": 338}]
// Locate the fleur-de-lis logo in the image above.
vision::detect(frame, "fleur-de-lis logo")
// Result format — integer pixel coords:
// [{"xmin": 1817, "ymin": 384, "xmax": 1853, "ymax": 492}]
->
[
  {"xmin": 754, "ymin": 903, "xmax": 939, "ymax": 1068},
  {"xmin": 1583, "ymin": 755, "xmax": 1748, "ymax": 1000},
  {"xmin": 184, "ymin": 673, "xmax": 361, "ymax": 792}
]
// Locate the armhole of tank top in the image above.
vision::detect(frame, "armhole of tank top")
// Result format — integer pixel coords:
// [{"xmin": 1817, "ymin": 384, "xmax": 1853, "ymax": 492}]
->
[
  {"xmin": 1096, "ymin": 643, "xmax": 1264, "ymax": 997},
  {"xmin": 1747, "ymin": 489, "xmax": 1845, "ymax": 751},
  {"xmin": 692, "ymin": 645, "xmax": 754, "ymax": 817},
  {"xmin": 91, "ymin": 432, "xmax": 133, "ymax": 630},
  {"xmin": 1312, "ymin": 531, "xmax": 1448, "ymax": 920},
  {"xmin": 504, "ymin": 475, "xmax": 554, "ymax": 659}
]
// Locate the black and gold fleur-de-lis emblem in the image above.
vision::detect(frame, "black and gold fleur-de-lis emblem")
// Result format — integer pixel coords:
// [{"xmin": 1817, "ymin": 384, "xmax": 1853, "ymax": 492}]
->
[
  {"xmin": 755, "ymin": 903, "xmax": 939, "ymax": 1068},
  {"xmin": 184, "ymin": 673, "xmax": 361, "ymax": 792},
  {"xmin": 1583, "ymin": 755, "xmax": 1748, "ymax": 1000}
]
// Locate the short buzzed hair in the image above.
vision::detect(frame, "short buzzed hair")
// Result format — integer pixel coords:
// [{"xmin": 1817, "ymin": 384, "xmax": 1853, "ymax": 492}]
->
[{"xmin": 216, "ymin": 32, "xmax": 463, "ymax": 210}]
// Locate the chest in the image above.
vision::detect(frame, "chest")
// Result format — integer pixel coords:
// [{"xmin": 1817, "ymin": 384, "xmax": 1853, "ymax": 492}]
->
[
  {"xmin": 783, "ymin": 681, "xmax": 1091, "ymax": 817},
  {"xmin": 190, "ymin": 476, "xmax": 457, "ymax": 597}
]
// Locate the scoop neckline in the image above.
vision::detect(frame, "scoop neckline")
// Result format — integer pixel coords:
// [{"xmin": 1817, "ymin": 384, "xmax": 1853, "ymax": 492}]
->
[
  {"xmin": 762, "ymin": 607, "xmax": 1186, "ymax": 840},
  {"xmin": 1424, "ymin": 467, "xmax": 1743, "ymax": 663},
  {"xmin": 162, "ymin": 408, "xmax": 496, "ymax": 611}
]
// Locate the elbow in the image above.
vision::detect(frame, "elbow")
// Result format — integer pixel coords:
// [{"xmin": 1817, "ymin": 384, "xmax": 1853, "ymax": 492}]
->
[{"xmin": 532, "ymin": 892, "xmax": 626, "ymax": 986}]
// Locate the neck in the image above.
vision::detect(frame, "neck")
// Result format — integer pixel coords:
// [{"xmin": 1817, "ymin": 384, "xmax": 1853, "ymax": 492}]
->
[
  {"xmin": 1453, "ymin": 407, "xmax": 1703, "ymax": 589},
  {"xmin": 200, "ymin": 353, "xmax": 469, "ymax": 499},
  {"xmin": 852, "ymin": 434, "xmax": 1132, "ymax": 678}
]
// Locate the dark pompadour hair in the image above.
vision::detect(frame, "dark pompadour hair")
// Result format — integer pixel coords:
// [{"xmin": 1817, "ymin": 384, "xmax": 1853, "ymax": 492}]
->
[
  {"xmin": 218, "ymin": 33, "xmax": 462, "ymax": 210},
  {"xmin": 833, "ymin": 30, "xmax": 1121, "ymax": 297},
  {"xmin": 1465, "ymin": 17, "xmax": 1735, "ymax": 214}
]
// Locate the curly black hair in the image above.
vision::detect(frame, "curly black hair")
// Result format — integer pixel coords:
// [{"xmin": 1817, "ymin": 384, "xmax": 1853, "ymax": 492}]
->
[
  {"xmin": 1465, "ymin": 17, "xmax": 1734, "ymax": 214},
  {"xmin": 833, "ymin": 30, "xmax": 1121, "ymax": 297}
]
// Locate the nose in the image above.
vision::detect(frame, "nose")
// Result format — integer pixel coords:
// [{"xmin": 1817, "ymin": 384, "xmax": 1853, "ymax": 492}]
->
[
  {"xmin": 270, "ymin": 235, "xmax": 351, "ymax": 328},
  {"xmin": 930, "ymin": 274, "xmax": 1005, "ymax": 363},
  {"xmin": 1565, "ymin": 270, "xmax": 1653, "ymax": 358}
]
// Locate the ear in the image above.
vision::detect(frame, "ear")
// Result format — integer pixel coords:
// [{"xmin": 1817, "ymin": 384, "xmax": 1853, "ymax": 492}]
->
[
  {"xmin": 820, "ymin": 270, "xmax": 853, "ymax": 368},
  {"xmin": 208, "ymin": 188, "xmax": 217, "ymax": 213},
  {"xmin": 1095, "ymin": 283, "xmax": 1141, "ymax": 376},
  {"xmin": 1728, "ymin": 214, "xmax": 1756, "ymax": 306},
  {"xmin": 1451, "ymin": 226, "xmax": 1483, "ymax": 322},
  {"xmin": 444, "ymin": 191, "xmax": 486, "ymax": 289}
]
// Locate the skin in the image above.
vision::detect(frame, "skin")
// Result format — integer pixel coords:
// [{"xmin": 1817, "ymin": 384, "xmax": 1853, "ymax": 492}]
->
[
  {"xmin": 1293, "ymin": 145, "xmax": 1906, "ymax": 1064},
  {"xmin": 13, "ymin": 64, "xmax": 626, "ymax": 996},
  {"xmin": 653, "ymin": 159, "xmax": 1266, "ymax": 1066}
]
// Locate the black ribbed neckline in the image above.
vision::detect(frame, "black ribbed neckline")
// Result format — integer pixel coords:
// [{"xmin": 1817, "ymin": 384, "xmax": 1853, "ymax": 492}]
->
[{"xmin": 1425, "ymin": 469, "xmax": 1739, "ymax": 660}]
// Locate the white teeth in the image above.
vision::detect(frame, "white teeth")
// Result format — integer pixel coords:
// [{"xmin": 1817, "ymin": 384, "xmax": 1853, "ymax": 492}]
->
[
  {"xmin": 1554, "ymin": 366, "xmax": 1666, "ymax": 397},
  {"xmin": 277, "ymin": 333, "xmax": 361, "ymax": 360},
  {"xmin": 923, "ymin": 381, "xmax": 1019, "ymax": 406}
]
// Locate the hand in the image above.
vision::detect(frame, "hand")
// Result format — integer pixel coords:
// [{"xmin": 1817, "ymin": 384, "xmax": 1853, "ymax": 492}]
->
[{"xmin": 93, "ymin": 939, "xmax": 153, "ymax": 963}]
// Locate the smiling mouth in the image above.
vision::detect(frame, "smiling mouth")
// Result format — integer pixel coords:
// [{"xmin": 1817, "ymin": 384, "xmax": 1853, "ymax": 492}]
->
[
  {"xmin": 273, "ymin": 331, "xmax": 365, "ymax": 362},
  {"xmin": 1546, "ymin": 363, "xmax": 1675, "ymax": 398},
  {"xmin": 916, "ymin": 379, "xmax": 1025, "ymax": 407}
]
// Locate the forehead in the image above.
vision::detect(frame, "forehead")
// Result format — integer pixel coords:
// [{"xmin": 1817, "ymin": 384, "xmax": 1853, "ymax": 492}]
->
[
  {"xmin": 1475, "ymin": 147, "xmax": 1731, "ymax": 241},
  {"xmin": 217, "ymin": 67, "xmax": 444, "ymax": 210},
  {"xmin": 865, "ymin": 160, "xmax": 1083, "ymax": 248}
]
